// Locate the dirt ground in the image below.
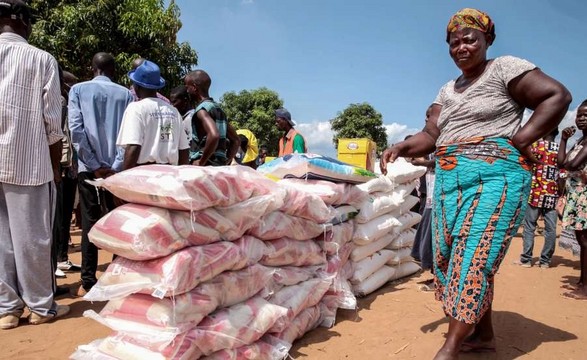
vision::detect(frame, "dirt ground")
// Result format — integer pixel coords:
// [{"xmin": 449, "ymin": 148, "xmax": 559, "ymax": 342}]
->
[{"xmin": 1, "ymin": 226, "xmax": 584, "ymax": 360}]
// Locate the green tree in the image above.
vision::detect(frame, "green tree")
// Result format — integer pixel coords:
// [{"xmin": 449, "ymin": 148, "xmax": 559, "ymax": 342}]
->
[
  {"xmin": 220, "ymin": 87, "xmax": 284, "ymax": 156},
  {"xmin": 330, "ymin": 103, "xmax": 388, "ymax": 153},
  {"xmin": 29, "ymin": 0, "xmax": 197, "ymax": 92}
]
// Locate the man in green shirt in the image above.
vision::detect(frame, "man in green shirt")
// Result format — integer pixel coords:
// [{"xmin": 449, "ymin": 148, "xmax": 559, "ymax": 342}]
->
[{"xmin": 275, "ymin": 108, "xmax": 307, "ymax": 156}]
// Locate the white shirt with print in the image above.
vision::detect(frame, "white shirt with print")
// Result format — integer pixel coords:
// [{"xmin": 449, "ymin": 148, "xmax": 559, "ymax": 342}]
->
[{"xmin": 117, "ymin": 97, "xmax": 189, "ymax": 165}]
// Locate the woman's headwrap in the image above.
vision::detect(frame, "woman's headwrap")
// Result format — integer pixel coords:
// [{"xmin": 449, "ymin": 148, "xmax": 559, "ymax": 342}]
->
[
  {"xmin": 446, "ymin": 8, "xmax": 495, "ymax": 43},
  {"xmin": 236, "ymin": 129, "xmax": 259, "ymax": 164}
]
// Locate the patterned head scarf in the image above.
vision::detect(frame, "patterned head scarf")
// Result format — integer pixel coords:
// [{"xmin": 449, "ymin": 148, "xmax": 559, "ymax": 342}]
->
[{"xmin": 446, "ymin": 8, "xmax": 495, "ymax": 43}]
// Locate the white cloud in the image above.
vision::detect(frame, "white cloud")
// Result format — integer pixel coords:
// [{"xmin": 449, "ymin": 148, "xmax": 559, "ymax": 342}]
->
[{"xmin": 294, "ymin": 120, "xmax": 420, "ymax": 158}]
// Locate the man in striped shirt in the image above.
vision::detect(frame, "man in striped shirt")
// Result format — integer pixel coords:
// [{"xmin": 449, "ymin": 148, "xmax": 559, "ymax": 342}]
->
[{"xmin": 0, "ymin": 0, "xmax": 69, "ymax": 329}]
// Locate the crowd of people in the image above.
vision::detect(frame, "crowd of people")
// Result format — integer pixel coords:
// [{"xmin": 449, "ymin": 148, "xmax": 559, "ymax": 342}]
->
[
  {"xmin": 1, "ymin": 1, "xmax": 586, "ymax": 359},
  {"xmin": 0, "ymin": 0, "xmax": 308, "ymax": 331}
]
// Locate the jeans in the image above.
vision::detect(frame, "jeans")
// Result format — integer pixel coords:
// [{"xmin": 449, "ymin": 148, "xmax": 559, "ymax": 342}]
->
[{"xmin": 521, "ymin": 204, "xmax": 557, "ymax": 265}]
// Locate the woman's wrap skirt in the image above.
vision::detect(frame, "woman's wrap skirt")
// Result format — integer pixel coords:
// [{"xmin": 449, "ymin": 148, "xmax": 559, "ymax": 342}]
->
[{"xmin": 432, "ymin": 137, "xmax": 531, "ymax": 324}]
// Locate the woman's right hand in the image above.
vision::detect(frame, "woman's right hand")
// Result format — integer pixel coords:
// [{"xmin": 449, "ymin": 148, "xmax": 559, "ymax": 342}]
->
[
  {"xmin": 561, "ymin": 126, "xmax": 576, "ymax": 141},
  {"xmin": 379, "ymin": 144, "xmax": 402, "ymax": 175}
]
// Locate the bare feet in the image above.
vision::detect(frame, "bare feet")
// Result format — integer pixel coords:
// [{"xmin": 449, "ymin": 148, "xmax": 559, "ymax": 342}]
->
[
  {"xmin": 562, "ymin": 287, "xmax": 587, "ymax": 300},
  {"xmin": 461, "ymin": 332, "xmax": 496, "ymax": 353},
  {"xmin": 433, "ymin": 347, "xmax": 459, "ymax": 360}
]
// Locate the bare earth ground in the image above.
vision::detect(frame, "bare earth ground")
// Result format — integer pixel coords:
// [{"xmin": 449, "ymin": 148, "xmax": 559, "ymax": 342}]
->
[{"xmin": 1, "ymin": 225, "xmax": 585, "ymax": 360}]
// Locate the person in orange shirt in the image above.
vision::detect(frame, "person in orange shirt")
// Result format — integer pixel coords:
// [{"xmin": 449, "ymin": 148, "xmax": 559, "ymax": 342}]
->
[{"xmin": 275, "ymin": 108, "xmax": 307, "ymax": 156}]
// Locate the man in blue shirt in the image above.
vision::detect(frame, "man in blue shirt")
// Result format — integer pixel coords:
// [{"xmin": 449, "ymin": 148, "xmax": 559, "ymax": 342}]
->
[{"xmin": 68, "ymin": 52, "xmax": 133, "ymax": 296}]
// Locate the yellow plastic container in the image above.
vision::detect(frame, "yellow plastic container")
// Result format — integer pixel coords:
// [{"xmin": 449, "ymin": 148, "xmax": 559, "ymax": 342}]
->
[{"xmin": 337, "ymin": 138, "xmax": 377, "ymax": 172}]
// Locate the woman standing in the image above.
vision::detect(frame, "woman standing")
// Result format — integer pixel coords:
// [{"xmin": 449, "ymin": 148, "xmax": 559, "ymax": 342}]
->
[
  {"xmin": 558, "ymin": 101, "xmax": 587, "ymax": 300},
  {"xmin": 380, "ymin": 8, "xmax": 571, "ymax": 360}
]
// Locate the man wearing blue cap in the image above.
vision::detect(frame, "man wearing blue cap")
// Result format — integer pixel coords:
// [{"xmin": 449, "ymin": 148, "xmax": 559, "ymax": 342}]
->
[
  {"xmin": 275, "ymin": 108, "xmax": 307, "ymax": 157},
  {"xmin": 69, "ymin": 52, "xmax": 133, "ymax": 297},
  {"xmin": 117, "ymin": 60, "xmax": 189, "ymax": 169}
]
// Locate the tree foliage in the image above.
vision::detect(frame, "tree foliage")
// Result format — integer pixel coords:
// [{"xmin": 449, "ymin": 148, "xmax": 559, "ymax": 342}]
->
[
  {"xmin": 330, "ymin": 103, "xmax": 388, "ymax": 153},
  {"xmin": 29, "ymin": 0, "xmax": 197, "ymax": 92},
  {"xmin": 220, "ymin": 87, "xmax": 284, "ymax": 156}
]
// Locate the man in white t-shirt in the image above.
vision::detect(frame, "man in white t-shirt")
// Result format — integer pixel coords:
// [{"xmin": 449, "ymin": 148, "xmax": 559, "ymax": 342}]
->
[{"xmin": 117, "ymin": 60, "xmax": 189, "ymax": 169}]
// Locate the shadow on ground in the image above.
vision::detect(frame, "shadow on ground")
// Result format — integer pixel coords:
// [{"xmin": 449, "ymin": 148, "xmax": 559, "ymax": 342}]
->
[{"xmin": 420, "ymin": 310, "xmax": 577, "ymax": 360}]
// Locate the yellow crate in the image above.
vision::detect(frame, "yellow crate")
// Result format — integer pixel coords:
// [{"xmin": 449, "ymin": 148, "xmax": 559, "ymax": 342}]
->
[{"xmin": 337, "ymin": 138, "xmax": 377, "ymax": 172}]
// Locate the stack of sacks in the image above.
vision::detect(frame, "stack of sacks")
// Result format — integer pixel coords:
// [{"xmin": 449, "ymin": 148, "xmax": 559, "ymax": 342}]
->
[
  {"xmin": 350, "ymin": 159, "xmax": 426, "ymax": 297},
  {"xmin": 71, "ymin": 165, "xmax": 331, "ymax": 359}
]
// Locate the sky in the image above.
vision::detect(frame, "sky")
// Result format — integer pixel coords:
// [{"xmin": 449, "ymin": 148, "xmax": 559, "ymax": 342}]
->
[{"xmin": 174, "ymin": 0, "xmax": 587, "ymax": 157}]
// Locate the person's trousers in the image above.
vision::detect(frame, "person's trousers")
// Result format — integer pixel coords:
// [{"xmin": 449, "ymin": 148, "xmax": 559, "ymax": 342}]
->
[
  {"xmin": 521, "ymin": 204, "xmax": 557, "ymax": 265},
  {"xmin": 51, "ymin": 180, "xmax": 63, "ymax": 271},
  {"xmin": 78, "ymin": 172, "xmax": 114, "ymax": 291},
  {"xmin": 53, "ymin": 175, "xmax": 77, "ymax": 263},
  {"xmin": 0, "ymin": 182, "xmax": 57, "ymax": 317}
]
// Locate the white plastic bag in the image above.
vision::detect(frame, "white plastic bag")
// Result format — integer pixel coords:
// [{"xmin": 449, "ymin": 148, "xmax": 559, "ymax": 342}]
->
[
  {"xmin": 356, "ymin": 175, "xmax": 395, "ymax": 194},
  {"xmin": 355, "ymin": 192, "xmax": 404, "ymax": 224},
  {"xmin": 260, "ymin": 238, "xmax": 326, "ymax": 267},
  {"xmin": 350, "ymin": 249, "xmax": 395, "ymax": 284},
  {"xmin": 352, "ymin": 265, "xmax": 396, "ymax": 297},
  {"xmin": 397, "ymin": 211, "xmax": 422, "ymax": 231},
  {"xmin": 385, "ymin": 247, "xmax": 413, "ymax": 266},
  {"xmin": 316, "ymin": 221, "xmax": 354, "ymax": 255},
  {"xmin": 387, "ymin": 194, "xmax": 419, "ymax": 219},
  {"xmin": 278, "ymin": 178, "xmax": 368, "ymax": 206},
  {"xmin": 350, "ymin": 232, "xmax": 396, "ymax": 262},
  {"xmin": 353, "ymin": 215, "xmax": 401, "ymax": 245},
  {"xmin": 388, "ymin": 261, "xmax": 421, "ymax": 282},
  {"xmin": 385, "ymin": 158, "xmax": 427, "ymax": 184},
  {"xmin": 387, "ymin": 228, "xmax": 417, "ymax": 250}
]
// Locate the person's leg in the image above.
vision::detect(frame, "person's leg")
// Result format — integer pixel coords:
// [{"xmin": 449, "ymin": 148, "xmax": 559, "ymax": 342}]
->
[
  {"xmin": 58, "ymin": 175, "xmax": 77, "ymax": 263},
  {"xmin": 4, "ymin": 182, "xmax": 57, "ymax": 317},
  {"xmin": 520, "ymin": 205, "xmax": 539, "ymax": 264},
  {"xmin": 563, "ymin": 230, "xmax": 587, "ymax": 299},
  {"xmin": 51, "ymin": 180, "xmax": 63, "ymax": 269},
  {"xmin": 77, "ymin": 172, "xmax": 102, "ymax": 292},
  {"xmin": 540, "ymin": 208, "xmax": 557, "ymax": 266},
  {"xmin": 0, "ymin": 183, "xmax": 26, "ymax": 319},
  {"xmin": 433, "ymin": 318, "xmax": 476, "ymax": 360}
]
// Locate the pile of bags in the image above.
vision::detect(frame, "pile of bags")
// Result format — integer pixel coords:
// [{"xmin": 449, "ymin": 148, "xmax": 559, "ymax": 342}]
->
[
  {"xmin": 72, "ymin": 156, "xmax": 428, "ymax": 359},
  {"xmin": 349, "ymin": 159, "xmax": 426, "ymax": 297}
]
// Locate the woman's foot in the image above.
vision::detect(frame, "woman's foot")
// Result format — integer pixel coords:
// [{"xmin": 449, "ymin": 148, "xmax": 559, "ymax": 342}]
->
[
  {"xmin": 433, "ymin": 347, "xmax": 459, "ymax": 360},
  {"xmin": 461, "ymin": 330, "xmax": 496, "ymax": 353},
  {"xmin": 562, "ymin": 287, "xmax": 587, "ymax": 300},
  {"xmin": 561, "ymin": 282, "xmax": 583, "ymax": 290}
]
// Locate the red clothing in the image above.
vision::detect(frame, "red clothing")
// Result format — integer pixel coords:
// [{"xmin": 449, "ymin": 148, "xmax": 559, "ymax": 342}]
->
[{"xmin": 528, "ymin": 140, "xmax": 561, "ymax": 209}]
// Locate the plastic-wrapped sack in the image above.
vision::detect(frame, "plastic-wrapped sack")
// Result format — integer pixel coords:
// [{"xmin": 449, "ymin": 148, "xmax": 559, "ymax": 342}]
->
[
  {"xmin": 272, "ymin": 305, "xmax": 321, "ymax": 344},
  {"xmin": 89, "ymin": 195, "xmax": 280, "ymax": 261},
  {"xmin": 350, "ymin": 249, "xmax": 395, "ymax": 284},
  {"xmin": 321, "ymin": 262, "xmax": 356, "ymax": 312},
  {"xmin": 352, "ymin": 265, "xmax": 396, "ymax": 297},
  {"xmin": 85, "ymin": 264, "xmax": 273, "ymax": 338},
  {"xmin": 316, "ymin": 221, "xmax": 354, "ymax": 255},
  {"xmin": 385, "ymin": 158, "xmax": 427, "ymax": 184},
  {"xmin": 329, "ymin": 205, "xmax": 358, "ymax": 225},
  {"xmin": 204, "ymin": 337, "xmax": 290, "ymax": 360},
  {"xmin": 258, "ymin": 153, "xmax": 376, "ymax": 184},
  {"xmin": 278, "ymin": 178, "xmax": 368, "ymax": 206},
  {"xmin": 397, "ymin": 211, "xmax": 422, "ymax": 232},
  {"xmin": 350, "ymin": 232, "xmax": 397, "ymax": 262},
  {"xmin": 352, "ymin": 215, "xmax": 401, "ymax": 246},
  {"xmin": 355, "ymin": 192, "xmax": 404, "ymax": 224},
  {"xmin": 387, "ymin": 228, "xmax": 417, "ymax": 250},
  {"xmin": 84, "ymin": 242, "xmax": 243, "ymax": 301},
  {"xmin": 232, "ymin": 236, "xmax": 268, "ymax": 269},
  {"xmin": 385, "ymin": 247, "xmax": 413, "ymax": 266},
  {"xmin": 356, "ymin": 175, "xmax": 395, "ymax": 194},
  {"xmin": 87, "ymin": 165, "xmax": 276, "ymax": 211},
  {"xmin": 70, "ymin": 333, "xmax": 203, "ymax": 360},
  {"xmin": 248, "ymin": 211, "xmax": 326, "ymax": 241},
  {"xmin": 267, "ymin": 278, "xmax": 332, "ymax": 333},
  {"xmin": 260, "ymin": 238, "xmax": 326, "ymax": 267},
  {"xmin": 278, "ymin": 182, "xmax": 334, "ymax": 223},
  {"xmin": 324, "ymin": 242, "xmax": 353, "ymax": 275},
  {"xmin": 388, "ymin": 261, "xmax": 421, "ymax": 282},
  {"xmin": 271, "ymin": 265, "xmax": 323, "ymax": 287},
  {"xmin": 194, "ymin": 296, "xmax": 288, "ymax": 356}
]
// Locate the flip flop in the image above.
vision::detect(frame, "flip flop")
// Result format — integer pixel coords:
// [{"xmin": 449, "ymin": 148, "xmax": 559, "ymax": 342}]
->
[{"xmin": 418, "ymin": 283, "xmax": 436, "ymax": 292}]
